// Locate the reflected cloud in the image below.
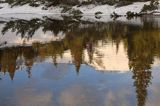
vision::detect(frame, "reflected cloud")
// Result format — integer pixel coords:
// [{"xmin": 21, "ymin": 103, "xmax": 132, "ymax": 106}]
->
[
  {"xmin": 15, "ymin": 90, "xmax": 53, "ymax": 106},
  {"xmin": 104, "ymin": 89, "xmax": 132, "ymax": 106},
  {"xmin": 59, "ymin": 84, "xmax": 95, "ymax": 106},
  {"xmin": 59, "ymin": 84, "xmax": 134, "ymax": 106},
  {"xmin": 13, "ymin": 80, "xmax": 54, "ymax": 106},
  {"xmin": 146, "ymin": 85, "xmax": 160, "ymax": 106},
  {"xmin": 41, "ymin": 63, "xmax": 70, "ymax": 80}
]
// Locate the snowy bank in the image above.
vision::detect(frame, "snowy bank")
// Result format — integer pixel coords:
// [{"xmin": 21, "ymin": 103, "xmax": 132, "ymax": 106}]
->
[
  {"xmin": 0, "ymin": 1, "xmax": 159, "ymax": 16},
  {"xmin": 74, "ymin": 2, "xmax": 151, "ymax": 15},
  {"xmin": 0, "ymin": 3, "xmax": 63, "ymax": 15}
]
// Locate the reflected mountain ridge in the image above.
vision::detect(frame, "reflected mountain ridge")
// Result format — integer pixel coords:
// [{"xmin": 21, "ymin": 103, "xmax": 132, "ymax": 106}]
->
[{"xmin": 0, "ymin": 16, "xmax": 159, "ymax": 106}]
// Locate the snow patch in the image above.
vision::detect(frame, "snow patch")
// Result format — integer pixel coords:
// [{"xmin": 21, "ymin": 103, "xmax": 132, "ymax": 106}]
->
[
  {"xmin": 0, "ymin": 1, "xmax": 159, "ymax": 16},
  {"xmin": 0, "ymin": 3, "xmax": 63, "ymax": 15}
]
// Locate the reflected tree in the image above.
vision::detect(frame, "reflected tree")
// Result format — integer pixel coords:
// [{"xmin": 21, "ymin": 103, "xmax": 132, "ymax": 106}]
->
[
  {"xmin": 127, "ymin": 28, "xmax": 160, "ymax": 106},
  {"xmin": 0, "ymin": 16, "xmax": 159, "ymax": 85}
]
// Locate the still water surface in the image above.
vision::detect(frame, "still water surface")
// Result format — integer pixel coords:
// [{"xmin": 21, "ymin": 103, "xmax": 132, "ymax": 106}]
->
[{"xmin": 0, "ymin": 15, "xmax": 160, "ymax": 106}]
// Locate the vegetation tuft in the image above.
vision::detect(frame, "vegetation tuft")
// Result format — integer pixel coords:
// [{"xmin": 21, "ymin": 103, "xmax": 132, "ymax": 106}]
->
[{"xmin": 141, "ymin": 0, "xmax": 159, "ymax": 12}]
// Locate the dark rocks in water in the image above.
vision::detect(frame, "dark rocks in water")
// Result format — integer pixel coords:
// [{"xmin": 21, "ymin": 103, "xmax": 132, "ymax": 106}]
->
[
  {"xmin": 126, "ymin": 11, "xmax": 144, "ymax": 19},
  {"xmin": 95, "ymin": 11, "xmax": 103, "ymax": 15},
  {"xmin": 110, "ymin": 12, "xmax": 122, "ymax": 19},
  {"xmin": 95, "ymin": 15, "xmax": 102, "ymax": 19}
]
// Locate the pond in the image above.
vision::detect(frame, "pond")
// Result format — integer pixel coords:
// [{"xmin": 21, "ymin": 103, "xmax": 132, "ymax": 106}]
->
[{"xmin": 0, "ymin": 15, "xmax": 160, "ymax": 106}]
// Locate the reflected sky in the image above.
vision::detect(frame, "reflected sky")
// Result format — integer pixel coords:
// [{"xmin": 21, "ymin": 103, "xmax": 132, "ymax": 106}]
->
[
  {"xmin": 0, "ymin": 63, "xmax": 160, "ymax": 106},
  {"xmin": 0, "ymin": 16, "xmax": 160, "ymax": 106},
  {"xmin": 0, "ymin": 63, "xmax": 135, "ymax": 106}
]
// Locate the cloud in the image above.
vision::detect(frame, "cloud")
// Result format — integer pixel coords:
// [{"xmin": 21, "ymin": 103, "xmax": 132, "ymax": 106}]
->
[
  {"xmin": 15, "ymin": 91, "xmax": 53, "ymax": 106},
  {"xmin": 59, "ymin": 84, "xmax": 94, "ymax": 106},
  {"xmin": 13, "ymin": 81, "xmax": 54, "ymax": 106},
  {"xmin": 145, "ymin": 84, "xmax": 160, "ymax": 106},
  {"xmin": 104, "ymin": 89, "xmax": 131, "ymax": 106}
]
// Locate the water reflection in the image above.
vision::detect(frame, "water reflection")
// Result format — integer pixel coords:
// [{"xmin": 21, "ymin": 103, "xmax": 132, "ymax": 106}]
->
[{"xmin": 0, "ymin": 16, "xmax": 160, "ymax": 106}]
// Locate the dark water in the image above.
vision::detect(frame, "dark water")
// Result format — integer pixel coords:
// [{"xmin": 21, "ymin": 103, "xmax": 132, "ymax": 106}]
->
[{"xmin": 0, "ymin": 15, "xmax": 160, "ymax": 106}]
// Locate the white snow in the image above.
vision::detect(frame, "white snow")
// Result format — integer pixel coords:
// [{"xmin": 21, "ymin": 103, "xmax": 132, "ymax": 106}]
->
[
  {"xmin": 0, "ymin": 1, "xmax": 159, "ymax": 16},
  {"xmin": 71, "ymin": 1, "xmax": 157, "ymax": 15},
  {"xmin": 80, "ymin": 15, "xmax": 144, "ymax": 26},
  {"xmin": 75, "ymin": 2, "xmax": 150, "ymax": 15},
  {"xmin": 74, "ymin": 4, "xmax": 114, "ymax": 15},
  {"xmin": 114, "ymin": 2, "xmax": 150, "ymax": 15},
  {"xmin": 0, "ymin": 3, "xmax": 63, "ymax": 15}
]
